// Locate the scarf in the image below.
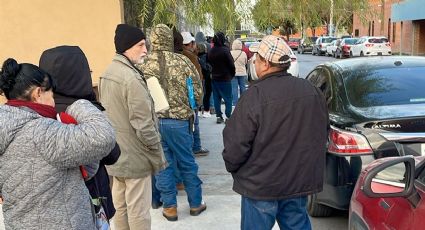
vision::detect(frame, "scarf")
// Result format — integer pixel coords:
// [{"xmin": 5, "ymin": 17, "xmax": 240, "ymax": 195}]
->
[{"xmin": 6, "ymin": 99, "xmax": 57, "ymax": 119}]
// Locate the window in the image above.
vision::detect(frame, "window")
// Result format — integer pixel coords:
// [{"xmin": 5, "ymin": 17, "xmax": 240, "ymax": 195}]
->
[
  {"xmin": 393, "ymin": 22, "xmax": 396, "ymax": 42},
  {"xmin": 306, "ymin": 68, "xmax": 332, "ymax": 104},
  {"xmin": 355, "ymin": 29, "xmax": 359, "ymax": 37},
  {"xmin": 344, "ymin": 67, "xmax": 425, "ymax": 107},
  {"xmin": 368, "ymin": 22, "xmax": 372, "ymax": 36},
  {"xmin": 388, "ymin": 18, "xmax": 391, "ymax": 40}
]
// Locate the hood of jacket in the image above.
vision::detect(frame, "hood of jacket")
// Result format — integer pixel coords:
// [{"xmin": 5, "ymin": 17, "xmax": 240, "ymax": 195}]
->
[
  {"xmin": 150, "ymin": 24, "xmax": 174, "ymax": 52},
  {"xmin": 195, "ymin": 32, "xmax": 207, "ymax": 43},
  {"xmin": 213, "ymin": 32, "xmax": 226, "ymax": 47},
  {"xmin": 0, "ymin": 105, "xmax": 39, "ymax": 155},
  {"xmin": 39, "ymin": 46, "xmax": 96, "ymax": 102},
  {"xmin": 232, "ymin": 39, "xmax": 243, "ymax": 50}
]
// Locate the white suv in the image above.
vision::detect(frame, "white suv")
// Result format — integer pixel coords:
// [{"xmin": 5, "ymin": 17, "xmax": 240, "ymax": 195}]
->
[{"xmin": 350, "ymin": 36, "xmax": 392, "ymax": 57}]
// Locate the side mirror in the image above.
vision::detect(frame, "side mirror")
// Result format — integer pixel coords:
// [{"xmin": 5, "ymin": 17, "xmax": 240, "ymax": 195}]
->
[{"xmin": 362, "ymin": 156, "xmax": 415, "ymax": 198}]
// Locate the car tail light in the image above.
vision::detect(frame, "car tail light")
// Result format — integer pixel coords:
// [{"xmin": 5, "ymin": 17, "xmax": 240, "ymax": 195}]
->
[
  {"xmin": 365, "ymin": 44, "xmax": 374, "ymax": 47},
  {"xmin": 291, "ymin": 57, "xmax": 297, "ymax": 62},
  {"xmin": 328, "ymin": 126, "xmax": 373, "ymax": 156},
  {"xmin": 319, "ymin": 44, "xmax": 322, "ymax": 48},
  {"xmin": 385, "ymin": 43, "xmax": 391, "ymax": 47},
  {"xmin": 343, "ymin": 45, "xmax": 350, "ymax": 51}
]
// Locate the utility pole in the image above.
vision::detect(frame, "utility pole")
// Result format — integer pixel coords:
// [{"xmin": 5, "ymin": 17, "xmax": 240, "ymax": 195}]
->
[{"xmin": 329, "ymin": 0, "xmax": 334, "ymax": 36}]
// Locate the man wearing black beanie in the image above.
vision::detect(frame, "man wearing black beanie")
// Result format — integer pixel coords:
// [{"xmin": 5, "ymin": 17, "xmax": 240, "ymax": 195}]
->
[{"xmin": 99, "ymin": 24, "xmax": 166, "ymax": 230}]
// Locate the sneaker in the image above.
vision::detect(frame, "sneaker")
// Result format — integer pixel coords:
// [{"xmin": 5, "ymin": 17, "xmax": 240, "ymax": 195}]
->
[
  {"xmin": 197, "ymin": 111, "xmax": 202, "ymax": 117},
  {"xmin": 194, "ymin": 147, "xmax": 209, "ymax": 157},
  {"xmin": 216, "ymin": 117, "xmax": 224, "ymax": 124},
  {"xmin": 163, "ymin": 207, "xmax": 178, "ymax": 221},
  {"xmin": 190, "ymin": 201, "xmax": 207, "ymax": 216},
  {"xmin": 202, "ymin": 111, "xmax": 211, "ymax": 118}
]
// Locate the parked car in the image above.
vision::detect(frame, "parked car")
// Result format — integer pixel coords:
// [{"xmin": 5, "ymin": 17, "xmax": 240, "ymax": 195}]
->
[
  {"xmin": 297, "ymin": 36, "xmax": 318, "ymax": 54},
  {"xmin": 312, "ymin": 36, "xmax": 337, "ymax": 56},
  {"xmin": 305, "ymin": 56, "xmax": 425, "ymax": 217},
  {"xmin": 247, "ymin": 40, "xmax": 299, "ymax": 80},
  {"xmin": 288, "ymin": 38, "xmax": 301, "ymax": 50},
  {"xmin": 349, "ymin": 156, "xmax": 425, "ymax": 229},
  {"xmin": 351, "ymin": 36, "xmax": 392, "ymax": 57},
  {"xmin": 335, "ymin": 38, "xmax": 359, "ymax": 59},
  {"xmin": 326, "ymin": 40, "xmax": 339, "ymax": 57}
]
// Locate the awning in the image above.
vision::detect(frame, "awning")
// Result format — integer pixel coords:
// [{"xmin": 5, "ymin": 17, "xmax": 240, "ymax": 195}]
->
[{"xmin": 392, "ymin": 0, "xmax": 425, "ymax": 22}]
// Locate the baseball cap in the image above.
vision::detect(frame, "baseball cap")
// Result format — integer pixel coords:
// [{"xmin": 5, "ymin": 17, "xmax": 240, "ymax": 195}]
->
[
  {"xmin": 181, "ymin": 32, "xmax": 195, "ymax": 45},
  {"xmin": 257, "ymin": 35, "xmax": 291, "ymax": 64}
]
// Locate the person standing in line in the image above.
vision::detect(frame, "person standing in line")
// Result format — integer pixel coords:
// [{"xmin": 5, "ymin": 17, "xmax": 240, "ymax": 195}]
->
[
  {"xmin": 139, "ymin": 24, "xmax": 206, "ymax": 222},
  {"xmin": 39, "ymin": 45, "xmax": 121, "ymax": 221},
  {"xmin": 195, "ymin": 31, "xmax": 214, "ymax": 117},
  {"xmin": 181, "ymin": 31, "xmax": 210, "ymax": 157},
  {"xmin": 208, "ymin": 32, "xmax": 236, "ymax": 124},
  {"xmin": 0, "ymin": 58, "xmax": 116, "ymax": 230},
  {"xmin": 99, "ymin": 24, "xmax": 166, "ymax": 230},
  {"xmin": 222, "ymin": 35, "xmax": 329, "ymax": 230},
  {"xmin": 230, "ymin": 39, "xmax": 248, "ymax": 106}
]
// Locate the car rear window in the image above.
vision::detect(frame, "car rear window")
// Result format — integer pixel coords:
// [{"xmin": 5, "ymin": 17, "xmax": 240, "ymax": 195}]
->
[
  {"xmin": 289, "ymin": 38, "xmax": 300, "ymax": 42},
  {"xmin": 344, "ymin": 39, "xmax": 358, "ymax": 45},
  {"xmin": 368, "ymin": 38, "xmax": 389, "ymax": 43},
  {"xmin": 322, "ymin": 38, "xmax": 336, "ymax": 43},
  {"xmin": 344, "ymin": 67, "xmax": 425, "ymax": 107}
]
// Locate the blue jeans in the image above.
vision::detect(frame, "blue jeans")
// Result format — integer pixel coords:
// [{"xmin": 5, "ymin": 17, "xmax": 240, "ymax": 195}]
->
[
  {"xmin": 231, "ymin": 76, "xmax": 247, "ymax": 105},
  {"xmin": 241, "ymin": 196, "xmax": 312, "ymax": 230},
  {"xmin": 212, "ymin": 80, "xmax": 233, "ymax": 118},
  {"xmin": 192, "ymin": 111, "xmax": 201, "ymax": 152},
  {"xmin": 155, "ymin": 118, "xmax": 203, "ymax": 208}
]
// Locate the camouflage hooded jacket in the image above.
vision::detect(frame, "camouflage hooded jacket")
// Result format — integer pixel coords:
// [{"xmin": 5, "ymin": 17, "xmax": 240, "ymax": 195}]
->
[{"xmin": 138, "ymin": 24, "xmax": 202, "ymax": 120}]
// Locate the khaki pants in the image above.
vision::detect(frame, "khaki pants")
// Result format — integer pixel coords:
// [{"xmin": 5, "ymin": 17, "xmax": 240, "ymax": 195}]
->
[{"xmin": 111, "ymin": 176, "xmax": 152, "ymax": 230}]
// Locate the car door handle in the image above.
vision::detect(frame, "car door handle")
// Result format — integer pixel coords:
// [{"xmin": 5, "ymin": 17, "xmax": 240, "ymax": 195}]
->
[{"xmin": 379, "ymin": 200, "xmax": 390, "ymax": 210}]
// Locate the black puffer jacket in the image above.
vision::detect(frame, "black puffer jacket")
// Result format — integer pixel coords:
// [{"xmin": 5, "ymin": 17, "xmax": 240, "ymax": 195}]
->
[
  {"xmin": 222, "ymin": 71, "xmax": 329, "ymax": 200},
  {"xmin": 39, "ymin": 45, "xmax": 120, "ymax": 219}
]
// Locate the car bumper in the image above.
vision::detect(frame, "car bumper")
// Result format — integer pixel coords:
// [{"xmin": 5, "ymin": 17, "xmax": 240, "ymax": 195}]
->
[{"xmin": 365, "ymin": 51, "xmax": 392, "ymax": 56}]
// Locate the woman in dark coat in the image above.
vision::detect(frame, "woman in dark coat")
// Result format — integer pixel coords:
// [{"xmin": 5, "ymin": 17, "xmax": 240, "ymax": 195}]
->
[{"xmin": 39, "ymin": 45, "xmax": 120, "ymax": 219}]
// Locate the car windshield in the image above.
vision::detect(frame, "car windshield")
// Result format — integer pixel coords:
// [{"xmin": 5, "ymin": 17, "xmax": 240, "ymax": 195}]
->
[
  {"xmin": 368, "ymin": 38, "xmax": 389, "ymax": 43},
  {"xmin": 322, "ymin": 38, "xmax": 336, "ymax": 43},
  {"xmin": 344, "ymin": 39, "xmax": 358, "ymax": 45},
  {"xmin": 344, "ymin": 66, "xmax": 425, "ymax": 107}
]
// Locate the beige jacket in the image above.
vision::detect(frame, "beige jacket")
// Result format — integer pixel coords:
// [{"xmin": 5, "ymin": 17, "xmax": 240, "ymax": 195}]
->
[
  {"xmin": 99, "ymin": 54, "xmax": 166, "ymax": 178},
  {"xmin": 231, "ymin": 40, "xmax": 248, "ymax": 76}
]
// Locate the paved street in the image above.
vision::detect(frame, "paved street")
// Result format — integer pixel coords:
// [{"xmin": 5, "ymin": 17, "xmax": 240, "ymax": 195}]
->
[{"xmin": 0, "ymin": 53, "xmax": 344, "ymax": 230}]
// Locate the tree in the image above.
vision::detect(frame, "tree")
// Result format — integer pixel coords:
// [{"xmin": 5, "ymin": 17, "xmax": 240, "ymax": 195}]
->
[
  {"xmin": 251, "ymin": 0, "xmax": 372, "ymax": 37},
  {"xmin": 122, "ymin": 0, "xmax": 247, "ymax": 34}
]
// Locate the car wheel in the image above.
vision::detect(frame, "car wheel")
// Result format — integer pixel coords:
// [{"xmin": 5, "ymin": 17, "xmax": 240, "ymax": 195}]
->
[
  {"xmin": 350, "ymin": 51, "xmax": 353, "ymax": 58},
  {"xmin": 360, "ymin": 51, "xmax": 364, "ymax": 57},
  {"xmin": 307, "ymin": 194, "xmax": 333, "ymax": 217},
  {"xmin": 298, "ymin": 49, "xmax": 300, "ymax": 54}
]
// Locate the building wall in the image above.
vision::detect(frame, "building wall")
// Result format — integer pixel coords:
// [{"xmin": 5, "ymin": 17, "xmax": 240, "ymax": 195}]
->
[
  {"xmin": 353, "ymin": 0, "xmax": 425, "ymax": 56},
  {"xmin": 0, "ymin": 0, "xmax": 124, "ymax": 104}
]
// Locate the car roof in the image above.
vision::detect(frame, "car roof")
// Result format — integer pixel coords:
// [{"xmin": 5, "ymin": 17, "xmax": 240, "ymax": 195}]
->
[{"xmin": 325, "ymin": 56, "xmax": 425, "ymax": 78}]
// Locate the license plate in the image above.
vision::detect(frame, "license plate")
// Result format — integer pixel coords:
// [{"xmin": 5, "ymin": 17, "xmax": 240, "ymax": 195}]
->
[
  {"xmin": 422, "ymin": 144, "xmax": 425, "ymax": 156},
  {"xmin": 378, "ymin": 52, "xmax": 382, "ymax": 56}
]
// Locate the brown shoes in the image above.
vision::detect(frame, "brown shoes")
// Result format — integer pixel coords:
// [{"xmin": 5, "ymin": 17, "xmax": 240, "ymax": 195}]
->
[
  {"xmin": 176, "ymin": 182, "xmax": 185, "ymax": 191},
  {"xmin": 190, "ymin": 201, "xmax": 207, "ymax": 216},
  {"xmin": 162, "ymin": 207, "xmax": 178, "ymax": 221}
]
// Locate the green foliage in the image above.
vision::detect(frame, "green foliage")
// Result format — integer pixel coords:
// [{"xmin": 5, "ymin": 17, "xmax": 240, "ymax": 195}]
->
[
  {"xmin": 251, "ymin": 0, "xmax": 373, "ymax": 35},
  {"xmin": 123, "ymin": 0, "xmax": 245, "ymax": 34}
]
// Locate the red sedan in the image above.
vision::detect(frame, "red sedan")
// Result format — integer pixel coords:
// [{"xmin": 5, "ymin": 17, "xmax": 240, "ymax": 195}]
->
[
  {"xmin": 287, "ymin": 38, "xmax": 301, "ymax": 50},
  {"xmin": 349, "ymin": 156, "xmax": 425, "ymax": 230}
]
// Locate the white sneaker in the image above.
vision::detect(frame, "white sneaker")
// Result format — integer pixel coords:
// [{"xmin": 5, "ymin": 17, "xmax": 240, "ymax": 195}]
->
[
  {"xmin": 203, "ymin": 111, "xmax": 211, "ymax": 118},
  {"xmin": 198, "ymin": 111, "xmax": 202, "ymax": 117}
]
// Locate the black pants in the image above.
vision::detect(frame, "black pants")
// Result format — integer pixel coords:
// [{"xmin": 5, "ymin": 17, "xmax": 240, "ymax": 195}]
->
[{"xmin": 202, "ymin": 73, "xmax": 212, "ymax": 111}]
